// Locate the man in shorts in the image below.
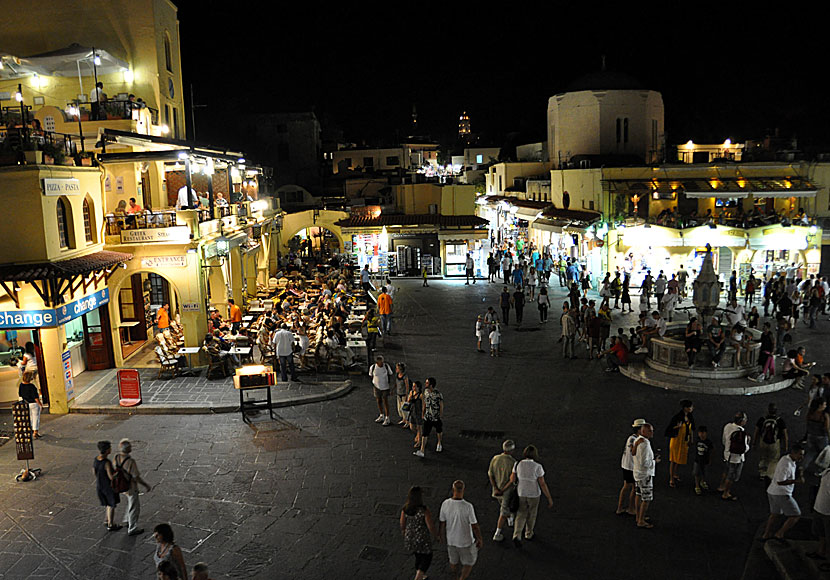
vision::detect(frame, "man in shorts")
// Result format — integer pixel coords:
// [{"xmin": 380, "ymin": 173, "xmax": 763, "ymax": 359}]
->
[
  {"xmin": 488, "ymin": 439, "xmax": 517, "ymax": 541},
  {"xmin": 617, "ymin": 419, "xmax": 645, "ymax": 515},
  {"xmin": 762, "ymin": 444, "xmax": 805, "ymax": 542},
  {"xmin": 632, "ymin": 422, "xmax": 659, "ymax": 528},
  {"xmin": 439, "ymin": 480, "xmax": 483, "ymax": 580}
]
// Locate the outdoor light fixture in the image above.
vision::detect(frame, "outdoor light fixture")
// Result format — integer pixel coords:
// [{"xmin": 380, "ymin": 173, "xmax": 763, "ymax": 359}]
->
[
  {"xmin": 15, "ymin": 90, "xmax": 23, "ymax": 102},
  {"xmin": 123, "ymin": 69, "xmax": 133, "ymax": 83},
  {"xmin": 237, "ymin": 158, "xmax": 245, "ymax": 164},
  {"xmin": 161, "ymin": 124, "xmax": 170, "ymax": 134},
  {"xmin": 177, "ymin": 151, "xmax": 188, "ymax": 159},
  {"xmin": 810, "ymin": 225, "xmax": 818, "ymax": 235},
  {"xmin": 93, "ymin": 54, "xmax": 101, "ymax": 66},
  {"xmin": 216, "ymin": 237, "xmax": 230, "ymax": 256}
]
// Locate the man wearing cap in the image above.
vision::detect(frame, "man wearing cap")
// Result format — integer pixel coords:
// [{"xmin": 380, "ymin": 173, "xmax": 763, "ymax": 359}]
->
[
  {"xmin": 488, "ymin": 440, "xmax": 517, "ymax": 541},
  {"xmin": 617, "ymin": 419, "xmax": 645, "ymax": 516},
  {"xmin": 631, "ymin": 422, "xmax": 659, "ymax": 528}
]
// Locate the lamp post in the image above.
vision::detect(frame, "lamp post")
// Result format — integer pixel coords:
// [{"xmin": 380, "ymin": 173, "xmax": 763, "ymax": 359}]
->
[{"xmin": 69, "ymin": 105, "xmax": 85, "ymax": 153}]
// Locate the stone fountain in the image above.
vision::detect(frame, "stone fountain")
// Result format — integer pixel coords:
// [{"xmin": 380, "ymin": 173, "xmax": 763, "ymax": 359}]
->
[{"xmin": 620, "ymin": 247, "xmax": 790, "ymax": 394}]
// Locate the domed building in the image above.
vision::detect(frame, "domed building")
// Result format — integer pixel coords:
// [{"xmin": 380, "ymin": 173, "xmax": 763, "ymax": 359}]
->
[{"xmin": 547, "ymin": 69, "xmax": 664, "ymax": 166}]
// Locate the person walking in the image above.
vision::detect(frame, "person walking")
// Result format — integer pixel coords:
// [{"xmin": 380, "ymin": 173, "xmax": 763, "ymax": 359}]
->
[
  {"xmin": 465, "ymin": 253, "xmax": 476, "ymax": 284},
  {"xmin": 414, "ymin": 377, "xmax": 443, "ymax": 458},
  {"xmin": 537, "ymin": 286, "xmax": 550, "ymax": 323},
  {"xmin": 153, "ymin": 523, "xmax": 187, "ymax": 580},
  {"xmin": 488, "ymin": 440, "xmax": 517, "ymax": 542},
  {"xmin": 270, "ymin": 324, "xmax": 298, "ymax": 382},
  {"xmin": 803, "ymin": 397, "xmax": 830, "ymax": 477},
  {"xmin": 509, "ymin": 444, "xmax": 553, "ymax": 547},
  {"xmin": 654, "ymin": 271, "xmax": 667, "ymax": 307},
  {"xmin": 500, "ymin": 286, "xmax": 512, "ymax": 325},
  {"xmin": 400, "ymin": 486, "xmax": 437, "ymax": 580},
  {"xmin": 94, "ymin": 441, "xmax": 121, "ymax": 532},
  {"xmin": 502, "ymin": 253, "xmax": 512, "ymax": 284},
  {"xmin": 378, "ymin": 287, "xmax": 393, "ymax": 336},
  {"xmin": 407, "ymin": 381, "xmax": 424, "ymax": 449},
  {"xmin": 361, "ymin": 264, "xmax": 372, "ymax": 292},
  {"xmin": 512, "ymin": 286, "xmax": 526, "ymax": 325},
  {"xmin": 487, "ymin": 253, "xmax": 497, "ymax": 283},
  {"xmin": 665, "ymin": 400, "xmax": 695, "ymax": 488},
  {"xmin": 422, "ymin": 264, "xmax": 429, "ymax": 287},
  {"xmin": 439, "ymin": 481, "xmax": 483, "ymax": 580},
  {"xmin": 632, "ymin": 423, "xmax": 659, "ymax": 528},
  {"xmin": 370, "ymin": 355, "xmax": 394, "ymax": 426},
  {"xmin": 394, "ymin": 363, "xmax": 411, "ymax": 427},
  {"xmin": 114, "ymin": 439, "xmax": 152, "ymax": 536},
  {"xmin": 561, "ymin": 302, "xmax": 577, "ymax": 359},
  {"xmin": 475, "ymin": 315, "xmax": 485, "ymax": 352},
  {"xmin": 762, "ymin": 445, "xmax": 805, "ymax": 542},
  {"xmin": 753, "ymin": 403, "xmax": 788, "ymax": 481},
  {"xmin": 527, "ymin": 267, "xmax": 537, "ymax": 300},
  {"xmin": 18, "ymin": 371, "xmax": 43, "ymax": 439},
  {"xmin": 719, "ymin": 412, "xmax": 750, "ymax": 501},
  {"xmin": 621, "ymin": 272, "xmax": 633, "ymax": 313}
]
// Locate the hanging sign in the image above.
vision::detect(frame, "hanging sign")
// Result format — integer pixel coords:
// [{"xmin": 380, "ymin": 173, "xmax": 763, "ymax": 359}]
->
[
  {"xmin": 140, "ymin": 256, "xmax": 188, "ymax": 268},
  {"xmin": 62, "ymin": 350, "xmax": 75, "ymax": 401},
  {"xmin": 42, "ymin": 178, "xmax": 81, "ymax": 196}
]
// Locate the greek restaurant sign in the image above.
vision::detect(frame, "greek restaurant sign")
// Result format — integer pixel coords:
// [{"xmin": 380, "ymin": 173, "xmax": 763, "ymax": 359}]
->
[
  {"xmin": 42, "ymin": 178, "xmax": 82, "ymax": 196},
  {"xmin": 0, "ymin": 288, "xmax": 109, "ymax": 329},
  {"xmin": 121, "ymin": 226, "xmax": 191, "ymax": 244}
]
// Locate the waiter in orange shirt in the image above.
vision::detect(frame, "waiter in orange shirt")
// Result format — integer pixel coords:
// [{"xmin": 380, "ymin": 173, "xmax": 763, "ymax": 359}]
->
[
  {"xmin": 377, "ymin": 287, "xmax": 393, "ymax": 336},
  {"xmin": 155, "ymin": 303, "xmax": 170, "ymax": 335},
  {"xmin": 228, "ymin": 298, "xmax": 243, "ymax": 333}
]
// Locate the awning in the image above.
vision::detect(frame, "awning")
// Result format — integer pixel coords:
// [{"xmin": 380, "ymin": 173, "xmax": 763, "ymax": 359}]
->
[
  {"xmin": 749, "ymin": 191, "xmax": 816, "ymax": 198},
  {"xmin": 748, "ymin": 225, "xmax": 812, "ymax": 251},
  {"xmin": 0, "ymin": 250, "xmax": 132, "ymax": 308},
  {"xmin": 531, "ymin": 219, "xmax": 564, "ymax": 234},
  {"xmin": 684, "ymin": 191, "xmax": 749, "ymax": 199},
  {"xmin": 621, "ymin": 225, "xmax": 684, "ymax": 247},
  {"xmin": 681, "ymin": 225, "xmax": 747, "ymax": 248}
]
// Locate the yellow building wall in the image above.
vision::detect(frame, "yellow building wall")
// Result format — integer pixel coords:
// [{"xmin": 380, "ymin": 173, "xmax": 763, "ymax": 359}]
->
[
  {"xmin": 0, "ymin": 0, "xmax": 185, "ymax": 136},
  {"xmin": 279, "ymin": 209, "xmax": 348, "ymax": 256}
]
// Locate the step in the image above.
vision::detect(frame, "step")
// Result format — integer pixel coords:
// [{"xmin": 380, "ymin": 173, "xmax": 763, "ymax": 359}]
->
[{"xmin": 620, "ymin": 362, "xmax": 793, "ymax": 395}]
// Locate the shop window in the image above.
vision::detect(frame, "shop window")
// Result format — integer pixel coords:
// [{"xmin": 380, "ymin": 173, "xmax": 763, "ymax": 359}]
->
[
  {"xmin": 386, "ymin": 156, "xmax": 400, "ymax": 166},
  {"xmin": 82, "ymin": 198, "xmax": 93, "ymax": 243},
  {"xmin": 57, "ymin": 197, "xmax": 72, "ymax": 249},
  {"xmin": 148, "ymin": 273, "xmax": 170, "ymax": 306},
  {"xmin": 363, "ymin": 157, "xmax": 374, "ymax": 168}
]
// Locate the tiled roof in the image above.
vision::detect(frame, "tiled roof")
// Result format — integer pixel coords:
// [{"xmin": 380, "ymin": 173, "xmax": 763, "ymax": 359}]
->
[
  {"xmin": 335, "ymin": 214, "xmax": 488, "ymax": 228},
  {"xmin": 0, "ymin": 251, "xmax": 133, "ymax": 282},
  {"xmin": 540, "ymin": 207, "xmax": 601, "ymax": 223}
]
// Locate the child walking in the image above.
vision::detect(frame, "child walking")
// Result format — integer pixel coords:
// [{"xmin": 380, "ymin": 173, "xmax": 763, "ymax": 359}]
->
[
  {"xmin": 693, "ymin": 426, "xmax": 714, "ymax": 495},
  {"xmin": 489, "ymin": 322, "xmax": 502, "ymax": 357}
]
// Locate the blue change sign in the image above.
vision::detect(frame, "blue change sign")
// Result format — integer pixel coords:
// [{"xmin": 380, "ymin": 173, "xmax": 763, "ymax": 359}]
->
[{"xmin": 0, "ymin": 288, "xmax": 110, "ymax": 329}]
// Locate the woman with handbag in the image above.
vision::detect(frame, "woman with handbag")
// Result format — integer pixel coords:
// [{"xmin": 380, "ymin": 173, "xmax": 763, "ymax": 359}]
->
[
  {"xmin": 400, "ymin": 486, "xmax": 437, "ymax": 580},
  {"xmin": 407, "ymin": 381, "xmax": 424, "ymax": 449},
  {"xmin": 93, "ymin": 441, "xmax": 121, "ymax": 531}
]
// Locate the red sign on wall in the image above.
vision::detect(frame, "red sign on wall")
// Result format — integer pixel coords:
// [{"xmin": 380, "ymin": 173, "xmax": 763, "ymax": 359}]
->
[{"xmin": 118, "ymin": 369, "xmax": 142, "ymax": 407}]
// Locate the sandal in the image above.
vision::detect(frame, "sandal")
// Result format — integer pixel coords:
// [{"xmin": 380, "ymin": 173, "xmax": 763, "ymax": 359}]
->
[
  {"xmin": 637, "ymin": 522, "xmax": 654, "ymax": 529},
  {"xmin": 721, "ymin": 495, "xmax": 738, "ymax": 501},
  {"xmin": 669, "ymin": 480, "xmax": 676, "ymax": 488}
]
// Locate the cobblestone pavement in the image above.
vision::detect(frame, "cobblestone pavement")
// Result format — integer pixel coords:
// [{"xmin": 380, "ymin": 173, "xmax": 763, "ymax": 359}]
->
[
  {"xmin": 1, "ymin": 278, "xmax": 828, "ymax": 579},
  {"xmin": 70, "ymin": 367, "xmax": 352, "ymax": 411}
]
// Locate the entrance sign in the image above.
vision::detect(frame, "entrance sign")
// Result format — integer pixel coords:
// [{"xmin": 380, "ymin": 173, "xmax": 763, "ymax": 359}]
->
[
  {"xmin": 141, "ymin": 255, "xmax": 187, "ymax": 268},
  {"xmin": 118, "ymin": 369, "xmax": 142, "ymax": 407}
]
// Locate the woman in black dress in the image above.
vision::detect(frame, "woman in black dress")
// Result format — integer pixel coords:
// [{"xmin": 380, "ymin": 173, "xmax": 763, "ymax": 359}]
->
[
  {"xmin": 684, "ymin": 317, "xmax": 702, "ymax": 367},
  {"xmin": 620, "ymin": 273, "xmax": 633, "ymax": 313},
  {"xmin": 93, "ymin": 441, "xmax": 121, "ymax": 531},
  {"xmin": 399, "ymin": 486, "xmax": 436, "ymax": 580}
]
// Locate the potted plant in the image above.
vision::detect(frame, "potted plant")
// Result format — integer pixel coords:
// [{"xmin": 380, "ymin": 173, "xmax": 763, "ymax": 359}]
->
[
  {"xmin": 75, "ymin": 151, "xmax": 94, "ymax": 167},
  {"xmin": 41, "ymin": 142, "xmax": 65, "ymax": 166}
]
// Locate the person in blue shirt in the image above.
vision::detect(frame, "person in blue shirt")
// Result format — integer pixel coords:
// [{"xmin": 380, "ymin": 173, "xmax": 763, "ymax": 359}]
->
[
  {"xmin": 567, "ymin": 261, "xmax": 580, "ymax": 285},
  {"xmin": 512, "ymin": 266, "xmax": 524, "ymax": 288}
]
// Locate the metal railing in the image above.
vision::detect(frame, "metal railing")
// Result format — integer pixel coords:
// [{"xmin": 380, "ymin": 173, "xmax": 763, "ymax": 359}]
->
[
  {"xmin": 67, "ymin": 100, "xmax": 159, "ymax": 124},
  {"xmin": 105, "ymin": 210, "xmax": 179, "ymax": 235}
]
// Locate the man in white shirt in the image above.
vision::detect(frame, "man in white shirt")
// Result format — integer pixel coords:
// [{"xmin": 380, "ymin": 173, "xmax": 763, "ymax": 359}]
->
[
  {"xmin": 360, "ymin": 265, "xmax": 372, "ymax": 292},
  {"xmin": 762, "ymin": 444, "xmax": 804, "ymax": 542},
  {"xmin": 636, "ymin": 311, "xmax": 666, "ymax": 354},
  {"xmin": 176, "ymin": 185, "xmax": 199, "ymax": 210},
  {"xmin": 439, "ymin": 480, "xmax": 482, "ymax": 580},
  {"xmin": 369, "ymin": 355, "xmax": 392, "ymax": 425},
  {"xmin": 617, "ymin": 418, "xmax": 646, "ymax": 516},
  {"xmin": 725, "ymin": 299, "xmax": 745, "ymax": 327},
  {"xmin": 270, "ymin": 324, "xmax": 297, "ymax": 382},
  {"xmin": 631, "ymin": 422, "xmax": 658, "ymax": 528},
  {"xmin": 465, "ymin": 254, "xmax": 476, "ymax": 285},
  {"xmin": 91, "ymin": 81, "xmax": 106, "ymax": 120},
  {"xmin": 720, "ymin": 412, "xmax": 750, "ymax": 501}
]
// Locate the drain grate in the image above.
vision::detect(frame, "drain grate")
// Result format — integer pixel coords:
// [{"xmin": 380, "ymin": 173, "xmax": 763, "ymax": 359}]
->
[
  {"xmin": 358, "ymin": 546, "xmax": 389, "ymax": 562},
  {"xmin": 458, "ymin": 430, "xmax": 506, "ymax": 440},
  {"xmin": 374, "ymin": 503, "xmax": 400, "ymax": 516},
  {"xmin": 514, "ymin": 327, "xmax": 541, "ymax": 332}
]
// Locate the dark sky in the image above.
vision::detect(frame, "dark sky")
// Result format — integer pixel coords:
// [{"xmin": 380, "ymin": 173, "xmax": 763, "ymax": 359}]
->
[{"xmin": 176, "ymin": 4, "xmax": 828, "ymax": 153}]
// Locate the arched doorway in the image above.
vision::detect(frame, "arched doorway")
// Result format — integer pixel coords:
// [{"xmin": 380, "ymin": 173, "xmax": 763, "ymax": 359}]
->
[
  {"xmin": 287, "ymin": 226, "xmax": 342, "ymax": 260},
  {"xmin": 113, "ymin": 270, "xmax": 182, "ymax": 365}
]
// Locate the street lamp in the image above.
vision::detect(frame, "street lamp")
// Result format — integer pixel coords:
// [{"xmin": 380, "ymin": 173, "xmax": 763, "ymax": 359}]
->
[{"xmin": 68, "ymin": 105, "xmax": 85, "ymax": 152}]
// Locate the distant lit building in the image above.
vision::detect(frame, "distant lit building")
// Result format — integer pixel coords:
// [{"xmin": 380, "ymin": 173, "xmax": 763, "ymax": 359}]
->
[{"xmin": 458, "ymin": 111, "xmax": 471, "ymax": 139}]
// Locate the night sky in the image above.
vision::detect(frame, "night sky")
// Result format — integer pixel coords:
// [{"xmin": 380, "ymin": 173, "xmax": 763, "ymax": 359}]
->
[{"xmin": 176, "ymin": 4, "xmax": 828, "ymax": 153}]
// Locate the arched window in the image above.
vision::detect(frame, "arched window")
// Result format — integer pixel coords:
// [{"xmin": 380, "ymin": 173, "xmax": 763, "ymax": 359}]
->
[
  {"xmin": 83, "ymin": 198, "xmax": 93, "ymax": 243},
  {"xmin": 164, "ymin": 32, "xmax": 173, "ymax": 72},
  {"xmin": 57, "ymin": 198, "xmax": 71, "ymax": 248}
]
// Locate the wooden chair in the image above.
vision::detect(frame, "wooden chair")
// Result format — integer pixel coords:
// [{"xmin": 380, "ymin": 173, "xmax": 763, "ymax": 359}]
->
[
  {"xmin": 257, "ymin": 337, "xmax": 274, "ymax": 363},
  {"xmin": 203, "ymin": 346, "xmax": 230, "ymax": 379},
  {"xmin": 155, "ymin": 347, "xmax": 179, "ymax": 379}
]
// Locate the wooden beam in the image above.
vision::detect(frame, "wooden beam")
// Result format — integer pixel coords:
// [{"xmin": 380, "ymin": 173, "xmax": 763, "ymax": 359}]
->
[
  {"xmin": 0, "ymin": 280, "xmax": 20, "ymax": 309},
  {"xmin": 29, "ymin": 279, "xmax": 50, "ymax": 307}
]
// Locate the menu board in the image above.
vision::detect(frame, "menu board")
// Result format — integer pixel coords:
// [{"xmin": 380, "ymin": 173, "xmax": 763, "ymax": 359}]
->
[{"xmin": 12, "ymin": 401, "xmax": 34, "ymax": 461}]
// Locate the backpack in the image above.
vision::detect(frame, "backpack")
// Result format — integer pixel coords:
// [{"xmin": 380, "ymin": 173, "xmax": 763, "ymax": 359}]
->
[
  {"xmin": 111, "ymin": 456, "xmax": 132, "ymax": 493},
  {"xmin": 729, "ymin": 428, "xmax": 748, "ymax": 455},
  {"xmin": 761, "ymin": 416, "xmax": 779, "ymax": 445}
]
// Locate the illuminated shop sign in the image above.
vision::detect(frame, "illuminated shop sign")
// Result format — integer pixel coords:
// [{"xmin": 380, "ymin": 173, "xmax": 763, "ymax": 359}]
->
[{"xmin": 0, "ymin": 289, "xmax": 109, "ymax": 329}]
